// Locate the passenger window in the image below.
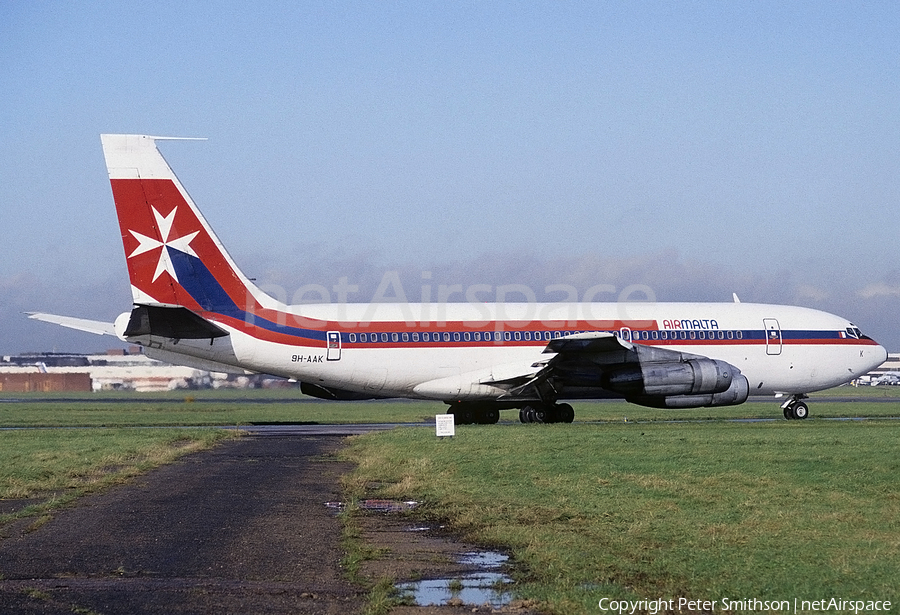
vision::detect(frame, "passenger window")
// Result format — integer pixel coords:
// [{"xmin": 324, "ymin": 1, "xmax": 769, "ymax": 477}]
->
[
  {"xmin": 474, "ymin": 332, "xmax": 481, "ymax": 341},
  {"xmin": 360, "ymin": 333, "xmax": 367, "ymax": 343},
  {"xmin": 464, "ymin": 332, "xmax": 471, "ymax": 341},
  {"xmin": 412, "ymin": 332, "xmax": 419, "ymax": 342},
  {"xmin": 736, "ymin": 331, "xmax": 743, "ymax": 339},
  {"xmin": 443, "ymin": 332, "xmax": 451, "ymax": 342},
  {"xmin": 349, "ymin": 333, "xmax": 357, "ymax": 343},
  {"xmin": 453, "ymin": 332, "xmax": 460, "ymax": 342},
  {"xmin": 381, "ymin": 333, "xmax": 388, "ymax": 343},
  {"xmin": 391, "ymin": 333, "xmax": 399, "ymax": 342},
  {"xmin": 423, "ymin": 332, "xmax": 430, "ymax": 342},
  {"xmin": 402, "ymin": 332, "xmax": 409, "ymax": 342}
]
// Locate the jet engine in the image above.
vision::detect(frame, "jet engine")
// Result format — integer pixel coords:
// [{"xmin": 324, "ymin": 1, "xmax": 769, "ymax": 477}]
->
[
  {"xmin": 603, "ymin": 358, "xmax": 739, "ymax": 397},
  {"xmin": 628, "ymin": 374, "xmax": 750, "ymax": 408}
]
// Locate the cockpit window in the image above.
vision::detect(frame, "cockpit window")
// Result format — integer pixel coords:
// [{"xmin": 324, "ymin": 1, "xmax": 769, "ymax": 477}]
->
[{"xmin": 846, "ymin": 326, "xmax": 864, "ymax": 339}]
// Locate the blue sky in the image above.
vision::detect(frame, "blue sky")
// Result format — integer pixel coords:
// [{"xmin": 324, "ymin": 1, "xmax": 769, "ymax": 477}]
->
[{"xmin": 2, "ymin": 1, "xmax": 899, "ymax": 353}]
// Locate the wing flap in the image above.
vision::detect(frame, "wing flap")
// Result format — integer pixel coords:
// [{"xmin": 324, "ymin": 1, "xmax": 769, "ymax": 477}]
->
[{"xmin": 544, "ymin": 331, "xmax": 632, "ymax": 354}]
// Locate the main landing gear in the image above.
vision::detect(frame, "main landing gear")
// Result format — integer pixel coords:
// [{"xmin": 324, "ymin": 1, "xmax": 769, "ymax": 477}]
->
[
  {"xmin": 519, "ymin": 403, "xmax": 575, "ymax": 424},
  {"xmin": 445, "ymin": 402, "xmax": 576, "ymax": 425},
  {"xmin": 447, "ymin": 403, "xmax": 500, "ymax": 425},
  {"xmin": 782, "ymin": 394, "xmax": 810, "ymax": 420}
]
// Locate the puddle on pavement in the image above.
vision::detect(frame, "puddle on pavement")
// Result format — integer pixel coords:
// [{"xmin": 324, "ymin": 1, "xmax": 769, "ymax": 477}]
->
[
  {"xmin": 327, "ymin": 499, "xmax": 514, "ymax": 606},
  {"xmin": 404, "ymin": 525, "xmax": 431, "ymax": 532},
  {"xmin": 324, "ymin": 499, "xmax": 419, "ymax": 513},
  {"xmin": 395, "ymin": 550, "xmax": 513, "ymax": 608}
]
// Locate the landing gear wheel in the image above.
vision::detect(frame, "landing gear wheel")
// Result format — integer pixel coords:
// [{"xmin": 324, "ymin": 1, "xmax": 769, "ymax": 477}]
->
[
  {"xmin": 519, "ymin": 405, "xmax": 545, "ymax": 423},
  {"xmin": 478, "ymin": 407, "xmax": 500, "ymax": 425},
  {"xmin": 519, "ymin": 403, "xmax": 574, "ymax": 424},
  {"xmin": 781, "ymin": 395, "xmax": 810, "ymax": 420},
  {"xmin": 790, "ymin": 401, "xmax": 809, "ymax": 420},
  {"xmin": 555, "ymin": 403, "xmax": 575, "ymax": 423},
  {"xmin": 448, "ymin": 406, "xmax": 475, "ymax": 425}
]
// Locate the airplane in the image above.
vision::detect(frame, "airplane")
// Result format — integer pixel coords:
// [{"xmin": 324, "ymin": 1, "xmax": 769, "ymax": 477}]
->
[{"xmin": 29, "ymin": 134, "xmax": 888, "ymax": 424}]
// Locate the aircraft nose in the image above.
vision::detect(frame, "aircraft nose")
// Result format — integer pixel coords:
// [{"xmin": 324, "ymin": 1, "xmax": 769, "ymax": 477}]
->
[
  {"xmin": 866, "ymin": 342, "xmax": 889, "ymax": 372},
  {"xmin": 875, "ymin": 343, "xmax": 888, "ymax": 366}
]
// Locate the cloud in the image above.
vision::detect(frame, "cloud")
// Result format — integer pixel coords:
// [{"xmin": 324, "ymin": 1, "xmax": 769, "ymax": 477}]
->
[
  {"xmin": 858, "ymin": 282, "xmax": 900, "ymax": 299},
  {"xmin": 796, "ymin": 285, "xmax": 830, "ymax": 302}
]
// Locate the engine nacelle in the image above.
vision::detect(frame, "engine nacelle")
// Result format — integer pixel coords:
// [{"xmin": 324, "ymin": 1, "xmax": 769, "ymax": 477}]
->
[
  {"xmin": 604, "ymin": 358, "xmax": 739, "ymax": 397},
  {"xmin": 628, "ymin": 373, "xmax": 750, "ymax": 408}
]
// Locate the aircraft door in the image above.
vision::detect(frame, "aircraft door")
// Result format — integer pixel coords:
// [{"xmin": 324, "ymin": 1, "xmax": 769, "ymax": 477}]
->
[
  {"xmin": 763, "ymin": 319, "xmax": 782, "ymax": 355},
  {"xmin": 326, "ymin": 331, "xmax": 341, "ymax": 361}
]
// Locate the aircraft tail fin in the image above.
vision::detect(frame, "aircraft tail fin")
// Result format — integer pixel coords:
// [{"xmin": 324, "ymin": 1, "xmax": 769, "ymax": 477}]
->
[{"xmin": 100, "ymin": 135, "xmax": 278, "ymax": 319}]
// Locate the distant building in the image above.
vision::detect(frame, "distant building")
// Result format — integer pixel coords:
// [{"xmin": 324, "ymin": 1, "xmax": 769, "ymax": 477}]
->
[
  {"xmin": 0, "ymin": 349, "xmax": 295, "ymax": 392},
  {"xmin": 0, "ymin": 372, "xmax": 92, "ymax": 392},
  {"xmin": 858, "ymin": 352, "xmax": 900, "ymax": 385}
]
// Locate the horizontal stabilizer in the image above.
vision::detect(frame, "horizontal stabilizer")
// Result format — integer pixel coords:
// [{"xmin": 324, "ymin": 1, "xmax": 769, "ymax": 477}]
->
[
  {"xmin": 142, "ymin": 347, "xmax": 251, "ymax": 375},
  {"xmin": 124, "ymin": 305, "xmax": 228, "ymax": 339},
  {"xmin": 27, "ymin": 313, "xmax": 116, "ymax": 336}
]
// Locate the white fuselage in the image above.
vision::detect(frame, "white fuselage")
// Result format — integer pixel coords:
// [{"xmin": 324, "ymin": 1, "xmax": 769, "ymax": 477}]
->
[{"xmin": 136, "ymin": 300, "xmax": 886, "ymax": 401}]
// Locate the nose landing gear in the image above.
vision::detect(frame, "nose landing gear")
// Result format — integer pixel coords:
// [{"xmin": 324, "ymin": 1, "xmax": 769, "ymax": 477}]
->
[{"xmin": 781, "ymin": 394, "xmax": 810, "ymax": 420}]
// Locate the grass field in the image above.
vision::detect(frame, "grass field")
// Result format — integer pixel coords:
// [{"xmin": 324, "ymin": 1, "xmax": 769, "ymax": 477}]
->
[
  {"xmin": 1, "ymin": 385, "xmax": 899, "ymax": 427},
  {"xmin": 342, "ymin": 419, "xmax": 900, "ymax": 614},
  {"xmin": 0, "ymin": 428, "xmax": 233, "ymax": 526},
  {"xmin": 1, "ymin": 389, "xmax": 898, "ymax": 613}
]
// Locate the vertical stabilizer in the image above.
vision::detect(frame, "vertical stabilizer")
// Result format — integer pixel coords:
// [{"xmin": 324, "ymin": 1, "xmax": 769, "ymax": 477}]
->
[{"xmin": 100, "ymin": 135, "xmax": 281, "ymax": 317}]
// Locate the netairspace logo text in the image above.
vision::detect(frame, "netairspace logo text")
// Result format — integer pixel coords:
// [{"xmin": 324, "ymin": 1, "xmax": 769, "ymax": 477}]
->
[{"xmin": 598, "ymin": 597, "xmax": 893, "ymax": 614}]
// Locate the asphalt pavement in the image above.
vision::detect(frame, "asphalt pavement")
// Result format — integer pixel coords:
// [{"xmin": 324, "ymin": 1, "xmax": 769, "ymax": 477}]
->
[{"xmin": 0, "ymin": 434, "xmax": 366, "ymax": 614}]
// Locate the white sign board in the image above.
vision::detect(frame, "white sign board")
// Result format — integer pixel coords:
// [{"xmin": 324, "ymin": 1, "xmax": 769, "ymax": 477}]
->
[{"xmin": 435, "ymin": 413, "xmax": 455, "ymax": 437}]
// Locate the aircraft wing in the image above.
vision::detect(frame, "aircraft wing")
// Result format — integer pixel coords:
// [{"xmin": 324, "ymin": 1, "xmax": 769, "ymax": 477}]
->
[{"xmin": 26, "ymin": 312, "xmax": 117, "ymax": 336}]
